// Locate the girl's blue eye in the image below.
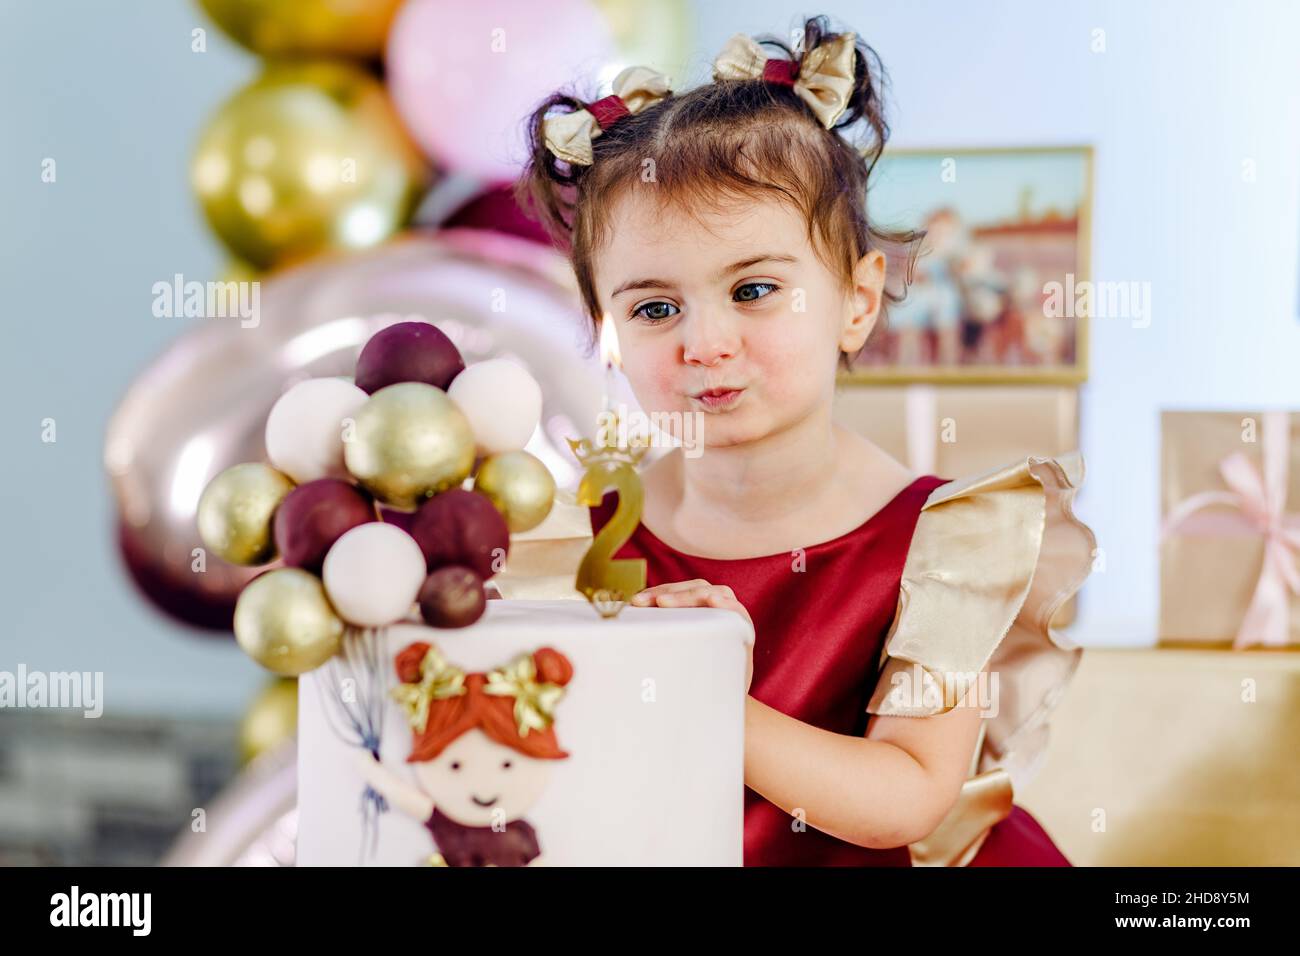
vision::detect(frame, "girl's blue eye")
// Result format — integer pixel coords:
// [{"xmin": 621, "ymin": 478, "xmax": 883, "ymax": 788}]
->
[
  {"xmin": 734, "ymin": 282, "xmax": 778, "ymax": 303},
  {"xmin": 631, "ymin": 300, "xmax": 679, "ymax": 323}
]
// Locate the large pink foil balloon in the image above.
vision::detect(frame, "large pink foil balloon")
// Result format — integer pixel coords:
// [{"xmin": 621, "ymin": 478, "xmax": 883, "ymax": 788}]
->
[
  {"xmin": 385, "ymin": 0, "xmax": 617, "ymax": 181},
  {"xmin": 105, "ymin": 231, "xmax": 604, "ymax": 632}
]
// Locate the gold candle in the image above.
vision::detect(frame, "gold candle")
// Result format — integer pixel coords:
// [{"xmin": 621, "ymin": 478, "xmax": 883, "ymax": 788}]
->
[{"xmin": 567, "ymin": 317, "xmax": 648, "ymax": 618}]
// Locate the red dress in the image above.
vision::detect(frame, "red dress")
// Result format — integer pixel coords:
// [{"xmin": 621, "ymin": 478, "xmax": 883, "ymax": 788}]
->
[{"xmin": 589, "ymin": 474, "xmax": 1073, "ymax": 867}]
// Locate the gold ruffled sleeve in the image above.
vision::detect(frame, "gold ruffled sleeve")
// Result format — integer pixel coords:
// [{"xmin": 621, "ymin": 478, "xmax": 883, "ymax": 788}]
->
[{"xmin": 864, "ymin": 453, "xmax": 1097, "ymax": 865}]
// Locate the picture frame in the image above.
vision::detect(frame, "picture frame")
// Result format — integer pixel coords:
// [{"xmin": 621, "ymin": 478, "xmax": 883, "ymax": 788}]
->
[{"xmin": 841, "ymin": 145, "xmax": 1094, "ymax": 385}]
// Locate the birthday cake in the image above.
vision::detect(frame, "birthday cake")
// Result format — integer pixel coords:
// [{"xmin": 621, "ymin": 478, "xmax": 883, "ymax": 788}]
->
[
  {"xmin": 192, "ymin": 319, "xmax": 752, "ymax": 865},
  {"xmin": 297, "ymin": 599, "xmax": 752, "ymax": 866}
]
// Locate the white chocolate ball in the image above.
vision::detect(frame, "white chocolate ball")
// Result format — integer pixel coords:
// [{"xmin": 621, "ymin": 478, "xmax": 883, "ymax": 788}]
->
[
  {"xmin": 447, "ymin": 359, "xmax": 542, "ymax": 455},
  {"xmin": 265, "ymin": 378, "xmax": 369, "ymax": 483},
  {"xmin": 321, "ymin": 522, "xmax": 426, "ymax": 627}
]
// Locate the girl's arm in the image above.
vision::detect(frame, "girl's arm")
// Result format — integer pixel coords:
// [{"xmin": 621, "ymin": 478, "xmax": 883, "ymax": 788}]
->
[
  {"xmin": 634, "ymin": 579, "xmax": 985, "ymax": 850},
  {"xmin": 355, "ymin": 753, "xmax": 435, "ymax": 821},
  {"xmin": 744, "ymin": 691, "xmax": 985, "ymax": 849}
]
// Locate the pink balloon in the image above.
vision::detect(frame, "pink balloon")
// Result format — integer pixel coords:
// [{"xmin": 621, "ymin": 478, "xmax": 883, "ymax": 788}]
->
[{"xmin": 385, "ymin": 0, "xmax": 616, "ymax": 181}]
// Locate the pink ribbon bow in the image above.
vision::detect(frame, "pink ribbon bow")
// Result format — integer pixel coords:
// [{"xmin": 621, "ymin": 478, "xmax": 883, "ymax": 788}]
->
[{"xmin": 1160, "ymin": 410, "xmax": 1300, "ymax": 648}]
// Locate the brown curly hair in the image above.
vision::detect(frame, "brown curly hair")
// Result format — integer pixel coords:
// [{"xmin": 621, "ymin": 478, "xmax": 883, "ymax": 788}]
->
[{"xmin": 514, "ymin": 14, "xmax": 922, "ymax": 371}]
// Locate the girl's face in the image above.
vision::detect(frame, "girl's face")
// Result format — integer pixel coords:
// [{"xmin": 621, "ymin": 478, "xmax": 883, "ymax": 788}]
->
[
  {"xmin": 593, "ymin": 191, "xmax": 884, "ymax": 448},
  {"xmin": 412, "ymin": 728, "xmax": 553, "ymax": 827}
]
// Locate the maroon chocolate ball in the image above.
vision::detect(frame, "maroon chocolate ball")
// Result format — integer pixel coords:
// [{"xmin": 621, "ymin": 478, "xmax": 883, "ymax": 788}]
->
[
  {"xmin": 377, "ymin": 505, "xmax": 417, "ymax": 534},
  {"xmin": 273, "ymin": 479, "xmax": 377, "ymax": 575},
  {"xmin": 409, "ymin": 488, "xmax": 509, "ymax": 580},
  {"xmin": 419, "ymin": 565, "xmax": 486, "ymax": 628},
  {"xmin": 354, "ymin": 321, "xmax": 465, "ymax": 394}
]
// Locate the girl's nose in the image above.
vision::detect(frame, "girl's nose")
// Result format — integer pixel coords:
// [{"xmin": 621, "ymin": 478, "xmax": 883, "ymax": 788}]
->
[{"xmin": 681, "ymin": 310, "xmax": 740, "ymax": 367}]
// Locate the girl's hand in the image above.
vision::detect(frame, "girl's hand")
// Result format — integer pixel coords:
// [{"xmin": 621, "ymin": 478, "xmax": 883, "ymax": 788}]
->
[{"xmin": 630, "ymin": 580, "xmax": 754, "ymax": 692}]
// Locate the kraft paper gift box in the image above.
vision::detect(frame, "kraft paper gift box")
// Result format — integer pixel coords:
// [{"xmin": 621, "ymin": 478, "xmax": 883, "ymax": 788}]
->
[
  {"xmin": 834, "ymin": 384, "xmax": 1082, "ymax": 625},
  {"xmin": 832, "ymin": 384, "xmax": 1080, "ymax": 479},
  {"xmin": 488, "ymin": 488, "xmax": 592, "ymax": 601},
  {"xmin": 1159, "ymin": 410, "xmax": 1300, "ymax": 649}
]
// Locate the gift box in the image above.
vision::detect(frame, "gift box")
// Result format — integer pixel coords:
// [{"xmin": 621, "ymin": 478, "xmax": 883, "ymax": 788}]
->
[
  {"xmin": 487, "ymin": 488, "xmax": 591, "ymax": 601},
  {"xmin": 1159, "ymin": 410, "xmax": 1300, "ymax": 649},
  {"xmin": 832, "ymin": 384, "xmax": 1080, "ymax": 479},
  {"xmin": 833, "ymin": 383, "xmax": 1082, "ymax": 625}
]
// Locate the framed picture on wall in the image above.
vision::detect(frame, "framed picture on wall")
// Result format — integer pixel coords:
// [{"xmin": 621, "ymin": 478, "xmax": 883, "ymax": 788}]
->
[{"xmin": 843, "ymin": 145, "xmax": 1093, "ymax": 385}]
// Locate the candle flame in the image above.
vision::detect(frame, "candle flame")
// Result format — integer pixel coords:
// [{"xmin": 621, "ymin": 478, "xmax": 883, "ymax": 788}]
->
[{"xmin": 599, "ymin": 313, "xmax": 622, "ymax": 370}]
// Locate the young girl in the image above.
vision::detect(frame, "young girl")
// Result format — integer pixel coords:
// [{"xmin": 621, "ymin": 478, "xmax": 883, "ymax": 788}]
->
[
  {"xmin": 517, "ymin": 15, "xmax": 1096, "ymax": 866},
  {"xmin": 359, "ymin": 642, "xmax": 573, "ymax": 866}
]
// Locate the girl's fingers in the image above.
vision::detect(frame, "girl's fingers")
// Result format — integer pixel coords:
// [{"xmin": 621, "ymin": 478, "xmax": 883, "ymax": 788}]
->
[
  {"xmin": 648, "ymin": 586, "xmax": 712, "ymax": 606},
  {"xmin": 643, "ymin": 579, "xmax": 711, "ymax": 595},
  {"xmin": 706, "ymin": 589, "xmax": 753, "ymax": 627},
  {"xmin": 630, "ymin": 579, "xmax": 710, "ymax": 604}
]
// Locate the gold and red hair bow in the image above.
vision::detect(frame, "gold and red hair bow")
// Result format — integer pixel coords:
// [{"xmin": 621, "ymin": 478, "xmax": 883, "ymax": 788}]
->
[
  {"xmin": 542, "ymin": 65, "xmax": 672, "ymax": 167},
  {"xmin": 711, "ymin": 31, "xmax": 858, "ymax": 129},
  {"xmin": 484, "ymin": 652, "xmax": 567, "ymax": 739}
]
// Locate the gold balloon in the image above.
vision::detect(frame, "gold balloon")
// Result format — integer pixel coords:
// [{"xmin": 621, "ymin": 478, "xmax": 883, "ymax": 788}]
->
[
  {"xmin": 235, "ymin": 568, "xmax": 343, "ymax": 676},
  {"xmin": 197, "ymin": 462, "xmax": 294, "ymax": 566},
  {"xmin": 191, "ymin": 60, "xmax": 430, "ymax": 271},
  {"xmin": 238, "ymin": 677, "xmax": 298, "ymax": 764},
  {"xmin": 344, "ymin": 383, "xmax": 476, "ymax": 510},
  {"xmin": 474, "ymin": 450, "xmax": 556, "ymax": 533},
  {"xmin": 198, "ymin": 0, "xmax": 404, "ymax": 58}
]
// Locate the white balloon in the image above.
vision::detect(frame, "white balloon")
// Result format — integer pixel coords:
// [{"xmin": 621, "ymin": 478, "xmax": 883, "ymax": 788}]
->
[
  {"xmin": 447, "ymin": 359, "xmax": 542, "ymax": 455},
  {"xmin": 322, "ymin": 522, "xmax": 425, "ymax": 626},
  {"xmin": 265, "ymin": 378, "xmax": 369, "ymax": 483}
]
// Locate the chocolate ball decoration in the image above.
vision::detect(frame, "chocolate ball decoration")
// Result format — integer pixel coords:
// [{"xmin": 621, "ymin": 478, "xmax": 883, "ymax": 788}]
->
[
  {"xmin": 447, "ymin": 359, "xmax": 542, "ymax": 455},
  {"xmin": 377, "ymin": 505, "xmax": 417, "ymax": 533},
  {"xmin": 418, "ymin": 565, "xmax": 486, "ymax": 628},
  {"xmin": 322, "ymin": 521, "xmax": 427, "ymax": 627},
  {"xmin": 234, "ymin": 568, "xmax": 344, "ymax": 676},
  {"xmin": 409, "ymin": 488, "xmax": 509, "ymax": 580},
  {"xmin": 473, "ymin": 450, "xmax": 556, "ymax": 533},
  {"xmin": 197, "ymin": 462, "xmax": 295, "ymax": 565},
  {"xmin": 354, "ymin": 321, "xmax": 465, "ymax": 394},
  {"xmin": 343, "ymin": 382, "xmax": 476, "ymax": 509},
  {"xmin": 273, "ymin": 479, "xmax": 377, "ymax": 574},
  {"xmin": 264, "ymin": 377, "xmax": 369, "ymax": 483}
]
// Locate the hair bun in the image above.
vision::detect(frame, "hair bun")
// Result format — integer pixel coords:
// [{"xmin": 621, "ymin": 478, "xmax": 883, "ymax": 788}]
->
[
  {"xmin": 532, "ymin": 646, "xmax": 574, "ymax": 687},
  {"xmin": 394, "ymin": 641, "xmax": 431, "ymax": 683}
]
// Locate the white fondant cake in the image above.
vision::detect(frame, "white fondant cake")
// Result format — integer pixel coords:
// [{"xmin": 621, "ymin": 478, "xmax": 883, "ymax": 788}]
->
[{"xmin": 297, "ymin": 598, "xmax": 753, "ymax": 866}]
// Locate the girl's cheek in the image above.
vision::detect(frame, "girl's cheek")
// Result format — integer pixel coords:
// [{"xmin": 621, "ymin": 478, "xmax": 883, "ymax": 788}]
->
[{"xmin": 623, "ymin": 344, "xmax": 681, "ymax": 410}]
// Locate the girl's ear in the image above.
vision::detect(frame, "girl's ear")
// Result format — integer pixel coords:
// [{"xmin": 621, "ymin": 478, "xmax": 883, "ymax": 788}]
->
[{"xmin": 841, "ymin": 249, "xmax": 887, "ymax": 353}]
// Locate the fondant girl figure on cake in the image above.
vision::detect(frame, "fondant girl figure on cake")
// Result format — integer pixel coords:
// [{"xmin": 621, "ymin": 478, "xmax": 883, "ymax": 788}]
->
[
  {"xmin": 358, "ymin": 642, "xmax": 572, "ymax": 866},
  {"xmin": 516, "ymin": 15, "xmax": 1098, "ymax": 866}
]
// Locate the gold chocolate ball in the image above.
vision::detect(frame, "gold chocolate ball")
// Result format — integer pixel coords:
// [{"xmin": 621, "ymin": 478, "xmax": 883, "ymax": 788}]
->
[
  {"xmin": 473, "ymin": 450, "xmax": 556, "ymax": 533},
  {"xmin": 234, "ymin": 568, "xmax": 343, "ymax": 676},
  {"xmin": 344, "ymin": 382, "xmax": 476, "ymax": 510},
  {"xmin": 197, "ymin": 462, "xmax": 295, "ymax": 565}
]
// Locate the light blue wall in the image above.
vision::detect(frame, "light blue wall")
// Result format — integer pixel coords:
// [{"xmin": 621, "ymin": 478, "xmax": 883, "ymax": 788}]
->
[
  {"xmin": 4, "ymin": 2, "xmax": 1298, "ymax": 720},
  {"xmin": 2, "ymin": 0, "xmax": 262, "ymax": 716}
]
